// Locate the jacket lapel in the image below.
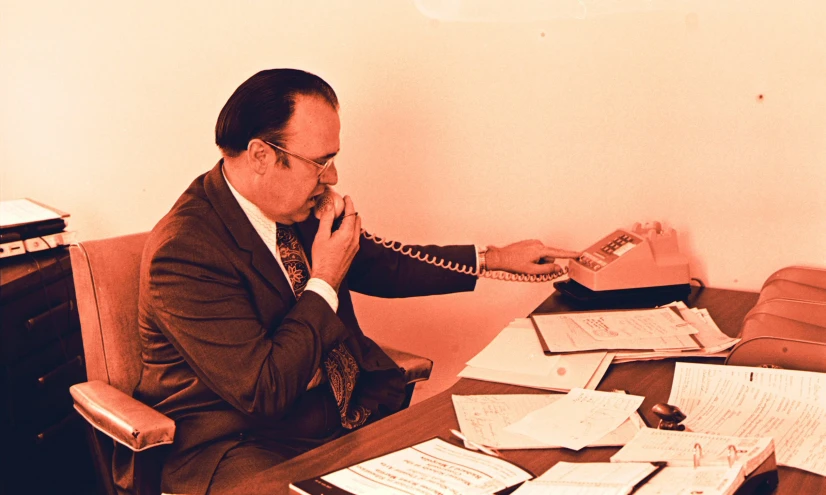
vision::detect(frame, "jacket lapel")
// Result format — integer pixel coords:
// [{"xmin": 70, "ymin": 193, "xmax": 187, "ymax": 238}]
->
[{"xmin": 202, "ymin": 161, "xmax": 293, "ymax": 300}]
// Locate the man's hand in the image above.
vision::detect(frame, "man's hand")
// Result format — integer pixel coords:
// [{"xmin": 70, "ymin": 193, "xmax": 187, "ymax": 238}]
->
[
  {"xmin": 485, "ymin": 240, "xmax": 580, "ymax": 276},
  {"xmin": 311, "ymin": 196, "xmax": 361, "ymax": 290}
]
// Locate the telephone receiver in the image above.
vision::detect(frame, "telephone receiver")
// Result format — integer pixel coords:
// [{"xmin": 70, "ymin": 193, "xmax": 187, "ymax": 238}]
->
[
  {"xmin": 313, "ymin": 186, "xmax": 346, "ymax": 224},
  {"xmin": 312, "ymin": 186, "xmax": 566, "ymax": 283}
]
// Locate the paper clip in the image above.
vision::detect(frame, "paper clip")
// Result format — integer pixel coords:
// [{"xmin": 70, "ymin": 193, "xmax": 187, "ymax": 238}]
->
[{"xmin": 449, "ymin": 429, "xmax": 501, "ymax": 457}]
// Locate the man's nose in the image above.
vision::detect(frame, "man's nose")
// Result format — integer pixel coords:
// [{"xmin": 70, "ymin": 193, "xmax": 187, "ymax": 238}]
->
[{"xmin": 319, "ymin": 162, "xmax": 338, "ymax": 185}]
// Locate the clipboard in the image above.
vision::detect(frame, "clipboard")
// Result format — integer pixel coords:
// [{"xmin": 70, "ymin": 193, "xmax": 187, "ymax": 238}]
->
[{"xmin": 529, "ymin": 306, "xmax": 694, "ymax": 356}]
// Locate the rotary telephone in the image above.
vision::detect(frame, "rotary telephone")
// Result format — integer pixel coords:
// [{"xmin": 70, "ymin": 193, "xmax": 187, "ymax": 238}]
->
[{"xmin": 314, "ymin": 187, "xmax": 566, "ymax": 282}]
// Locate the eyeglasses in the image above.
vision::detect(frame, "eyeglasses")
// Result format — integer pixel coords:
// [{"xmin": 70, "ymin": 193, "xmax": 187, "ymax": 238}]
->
[{"xmin": 264, "ymin": 140, "xmax": 335, "ymax": 177}]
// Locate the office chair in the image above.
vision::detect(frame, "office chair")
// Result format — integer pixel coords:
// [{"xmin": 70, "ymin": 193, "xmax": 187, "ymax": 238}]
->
[{"xmin": 68, "ymin": 232, "xmax": 433, "ymax": 495}]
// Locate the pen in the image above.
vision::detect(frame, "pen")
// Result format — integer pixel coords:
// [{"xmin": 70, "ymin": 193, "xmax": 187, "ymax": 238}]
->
[{"xmin": 449, "ymin": 429, "xmax": 501, "ymax": 457}]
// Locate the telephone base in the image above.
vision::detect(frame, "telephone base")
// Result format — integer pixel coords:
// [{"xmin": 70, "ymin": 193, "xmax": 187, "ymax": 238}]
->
[{"xmin": 553, "ymin": 279, "xmax": 691, "ymax": 309}]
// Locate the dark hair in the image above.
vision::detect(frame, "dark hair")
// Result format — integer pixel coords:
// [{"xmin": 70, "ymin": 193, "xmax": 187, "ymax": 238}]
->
[{"xmin": 215, "ymin": 69, "xmax": 339, "ymax": 157}]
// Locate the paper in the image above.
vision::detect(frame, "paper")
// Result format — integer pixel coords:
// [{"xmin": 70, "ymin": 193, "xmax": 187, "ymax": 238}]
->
[
  {"xmin": 632, "ymin": 465, "xmax": 746, "ymax": 495},
  {"xmin": 667, "ymin": 363, "xmax": 826, "ymax": 476},
  {"xmin": 532, "ymin": 309, "xmax": 700, "ymax": 353},
  {"xmin": 611, "ymin": 428, "xmax": 774, "ymax": 475},
  {"xmin": 320, "ymin": 438, "xmax": 532, "ymax": 495},
  {"xmin": 458, "ymin": 351, "xmax": 611, "ymax": 392},
  {"xmin": 505, "ymin": 388, "xmax": 644, "ymax": 451},
  {"xmin": 0, "ymin": 199, "xmax": 61, "ymax": 228},
  {"xmin": 466, "ymin": 321, "xmax": 561, "ymax": 376},
  {"xmin": 670, "ymin": 362, "xmax": 826, "ymax": 408},
  {"xmin": 511, "ymin": 461, "xmax": 658, "ymax": 495},
  {"xmin": 452, "ymin": 394, "xmax": 643, "ymax": 450}
]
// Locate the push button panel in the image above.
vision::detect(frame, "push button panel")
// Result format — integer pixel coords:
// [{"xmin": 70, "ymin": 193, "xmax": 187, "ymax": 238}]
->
[{"xmin": 574, "ymin": 230, "xmax": 641, "ymax": 272}]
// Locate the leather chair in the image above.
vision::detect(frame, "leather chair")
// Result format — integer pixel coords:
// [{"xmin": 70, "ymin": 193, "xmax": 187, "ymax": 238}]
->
[{"xmin": 68, "ymin": 232, "xmax": 433, "ymax": 495}]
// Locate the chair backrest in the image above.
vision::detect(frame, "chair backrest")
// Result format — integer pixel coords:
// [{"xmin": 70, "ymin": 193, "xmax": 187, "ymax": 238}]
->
[{"xmin": 70, "ymin": 232, "xmax": 149, "ymax": 394}]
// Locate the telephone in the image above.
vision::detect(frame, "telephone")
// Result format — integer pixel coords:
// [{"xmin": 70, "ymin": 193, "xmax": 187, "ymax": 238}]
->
[
  {"xmin": 554, "ymin": 222, "xmax": 692, "ymax": 307},
  {"xmin": 313, "ymin": 187, "xmax": 566, "ymax": 282}
]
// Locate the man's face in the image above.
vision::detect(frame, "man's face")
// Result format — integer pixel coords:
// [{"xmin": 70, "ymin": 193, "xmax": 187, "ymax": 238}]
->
[{"xmin": 259, "ymin": 94, "xmax": 340, "ymax": 224}]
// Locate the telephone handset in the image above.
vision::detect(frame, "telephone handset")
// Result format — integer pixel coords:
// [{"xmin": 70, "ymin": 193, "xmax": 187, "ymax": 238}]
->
[{"xmin": 313, "ymin": 187, "xmax": 566, "ymax": 282}]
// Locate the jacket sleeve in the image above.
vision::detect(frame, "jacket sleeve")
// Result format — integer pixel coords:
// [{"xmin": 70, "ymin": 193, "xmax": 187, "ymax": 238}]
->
[
  {"xmin": 144, "ymin": 226, "xmax": 348, "ymax": 419},
  {"xmin": 346, "ymin": 234, "xmax": 478, "ymax": 298}
]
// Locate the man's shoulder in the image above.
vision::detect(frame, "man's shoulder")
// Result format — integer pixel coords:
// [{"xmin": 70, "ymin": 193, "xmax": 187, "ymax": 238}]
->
[{"xmin": 145, "ymin": 172, "xmax": 227, "ymax": 257}]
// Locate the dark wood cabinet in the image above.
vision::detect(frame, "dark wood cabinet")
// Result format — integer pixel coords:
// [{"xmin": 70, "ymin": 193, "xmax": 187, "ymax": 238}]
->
[{"xmin": 1, "ymin": 248, "xmax": 98, "ymax": 494}]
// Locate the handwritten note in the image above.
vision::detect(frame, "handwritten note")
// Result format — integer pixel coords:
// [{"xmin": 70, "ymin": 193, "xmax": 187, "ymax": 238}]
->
[
  {"xmin": 668, "ymin": 363, "xmax": 826, "ymax": 476},
  {"xmin": 505, "ymin": 389, "xmax": 644, "ymax": 451},
  {"xmin": 452, "ymin": 394, "xmax": 643, "ymax": 450}
]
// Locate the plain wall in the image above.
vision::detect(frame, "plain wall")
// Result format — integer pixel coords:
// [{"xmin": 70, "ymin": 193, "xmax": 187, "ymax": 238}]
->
[{"xmin": 2, "ymin": 0, "xmax": 825, "ymax": 402}]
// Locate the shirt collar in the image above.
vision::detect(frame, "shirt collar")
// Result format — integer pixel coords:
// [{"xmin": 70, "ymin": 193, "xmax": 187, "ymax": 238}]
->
[{"xmin": 222, "ymin": 164, "xmax": 277, "ymax": 255}]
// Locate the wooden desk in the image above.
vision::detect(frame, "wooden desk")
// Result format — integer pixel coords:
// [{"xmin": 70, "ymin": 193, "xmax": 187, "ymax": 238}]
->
[{"xmin": 237, "ymin": 287, "xmax": 824, "ymax": 494}]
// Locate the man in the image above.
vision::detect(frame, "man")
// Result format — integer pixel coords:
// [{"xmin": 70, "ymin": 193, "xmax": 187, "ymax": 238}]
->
[{"xmin": 132, "ymin": 68, "xmax": 578, "ymax": 494}]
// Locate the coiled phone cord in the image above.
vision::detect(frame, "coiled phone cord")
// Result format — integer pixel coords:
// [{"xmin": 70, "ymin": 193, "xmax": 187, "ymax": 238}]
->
[{"xmin": 360, "ymin": 230, "xmax": 568, "ymax": 283}]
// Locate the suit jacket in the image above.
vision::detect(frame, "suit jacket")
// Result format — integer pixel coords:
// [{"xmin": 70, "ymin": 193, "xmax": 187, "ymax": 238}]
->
[{"xmin": 127, "ymin": 162, "xmax": 477, "ymax": 495}]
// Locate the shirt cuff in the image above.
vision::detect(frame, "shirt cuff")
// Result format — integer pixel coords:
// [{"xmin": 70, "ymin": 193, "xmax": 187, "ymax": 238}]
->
[
  {"xmin": 305, "ymin": 278, "xmax": 339, "ymax": 313},
  {"xmin": 474, "ymin": 244, "xmax": 483, "ymax": 272}
]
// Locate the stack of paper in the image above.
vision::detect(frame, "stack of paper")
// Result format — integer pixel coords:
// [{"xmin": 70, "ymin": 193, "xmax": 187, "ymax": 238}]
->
[
  {"xmin": 0, "ymin": 198, "xmax": 75, "ymax": 259},
  {"xmin": 667, "ymin": 362, "xmax": 826, "ymax": 477},
  {"xmin": 612, "ymin": 302, "xmax": 739, "ymax": 363},
  {"xmin": 458, "ymin": 318, "xmax": 613, "ymax": 392},
  {"xmin": 530, "ymin": 303, "xmax": 739, "ymax": 364}
]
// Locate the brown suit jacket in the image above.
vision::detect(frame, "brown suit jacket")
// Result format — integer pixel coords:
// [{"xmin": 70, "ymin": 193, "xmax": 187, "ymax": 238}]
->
[{"xmin": 128, "ymin": 162, "xmax": 477, "ymax": 494}]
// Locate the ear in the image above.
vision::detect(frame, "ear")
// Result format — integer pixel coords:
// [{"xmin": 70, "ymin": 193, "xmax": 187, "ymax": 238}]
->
[{"xmin": 247, "ymin": 139, "xmax": 279, "ymax": 175}]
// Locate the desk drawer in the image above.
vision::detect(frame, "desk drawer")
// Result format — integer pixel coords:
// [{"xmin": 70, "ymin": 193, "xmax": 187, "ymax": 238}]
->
[
  {"xmin": 6, "ymin": 331, "xmax": 86, "ymax": 436},
  {"xmin": 0, "ymin": 275, "xmax": 79, "ymax": 363}
]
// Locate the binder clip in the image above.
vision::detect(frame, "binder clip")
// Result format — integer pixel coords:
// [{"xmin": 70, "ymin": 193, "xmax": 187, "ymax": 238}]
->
[{"xmin": 651, "ymin": 403, "xmax": 687, "ymax": 431}]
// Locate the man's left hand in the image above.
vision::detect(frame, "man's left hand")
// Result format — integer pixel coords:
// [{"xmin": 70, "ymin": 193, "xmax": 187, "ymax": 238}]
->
[{"xmin": 485, "ymin": 240, "xmax": 580, "ymax": 275}]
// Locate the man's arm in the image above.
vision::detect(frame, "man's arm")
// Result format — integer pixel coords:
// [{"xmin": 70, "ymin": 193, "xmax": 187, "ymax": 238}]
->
[{"xmin": 145, "ymin": 227, "xmax": 347, "ymax": 419}]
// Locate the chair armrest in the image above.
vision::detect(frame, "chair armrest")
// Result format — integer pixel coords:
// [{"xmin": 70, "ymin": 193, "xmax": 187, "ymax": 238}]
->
[
  {"xmin": 382, "ymin": 346, "xmax": 433, "ymax": 384},
  {"xmin": 70, "ymin": 380, "xmax": 175, "ymax": 452}
]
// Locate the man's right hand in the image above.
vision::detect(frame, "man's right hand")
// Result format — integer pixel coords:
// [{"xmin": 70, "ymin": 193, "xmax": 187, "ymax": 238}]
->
[{"xmin": 311, "ymin": 195, "xmax": 361, "ymax": 291}]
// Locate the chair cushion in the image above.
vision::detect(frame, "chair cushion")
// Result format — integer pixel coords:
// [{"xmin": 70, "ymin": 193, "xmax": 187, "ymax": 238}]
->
[{"xmin": 70, "ymin": 380, "xmax": 175, "ymax": 452}]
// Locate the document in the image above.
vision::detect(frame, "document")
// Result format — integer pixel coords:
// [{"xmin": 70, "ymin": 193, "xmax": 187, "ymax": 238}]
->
[
  {"xmin": 505, "ymin": 389, "xmax": 644, "ymax": 451},
  {"xmin": 452, "ymin": 394, "xmax": 644, "ymax": 450},
  {"xmin": 531, "ymin": 308, "xmax": 700, "ymax": 353},
  {"xmin": 511, "ymin": 461, "xmax": 659, "ymax": 495},
  {"xmin": 466, "ymin": 320, "xmax": 561, "ymax": 376},
  {"xmin": 667, "ymin": 363, "xmax": 826, "ymax": 476},
  {"xmin": 611, "ymin": 428, "xmax": 775, "ymax": 476},
  {"xmin": 458, "ymin": 351, "xmax": 612, "ymax": 392},
  {"xmin": 289, "ymin": 437, "xmax": 533, "ymax": 495}
]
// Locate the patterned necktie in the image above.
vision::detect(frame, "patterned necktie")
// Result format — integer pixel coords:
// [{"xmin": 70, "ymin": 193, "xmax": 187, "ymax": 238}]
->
[{"xmin": 276, "ymin": 224, "xmax": 370, "ymax": 429}]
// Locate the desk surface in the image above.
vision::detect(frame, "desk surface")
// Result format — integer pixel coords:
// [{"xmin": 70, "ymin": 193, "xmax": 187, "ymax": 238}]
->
[{"xmin": 239, "ymin": 287, "xmax": 823, "ymax": 494}]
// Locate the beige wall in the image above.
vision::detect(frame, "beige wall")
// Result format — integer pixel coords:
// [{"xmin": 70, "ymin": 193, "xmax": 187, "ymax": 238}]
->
[{"xmin": 2, "ymin": 1, "xmax": 824, "ymax": 402}]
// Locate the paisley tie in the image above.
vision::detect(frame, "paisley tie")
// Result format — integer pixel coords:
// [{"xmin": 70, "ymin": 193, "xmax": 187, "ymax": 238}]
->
[{"xmin": 276, "ymin": 224, "xmax": 370, "ymax": 429}]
